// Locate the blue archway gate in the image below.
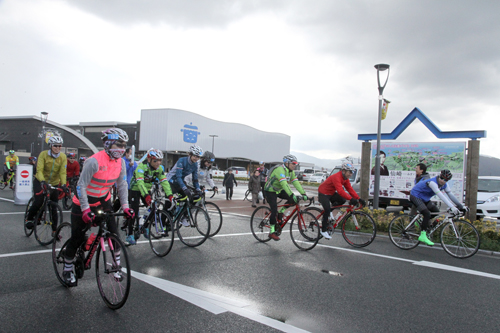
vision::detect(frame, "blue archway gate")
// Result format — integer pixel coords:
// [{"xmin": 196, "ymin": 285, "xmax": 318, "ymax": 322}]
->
[{"xmin": 358, "ymin": 107, "xmax": 486, "ymax": 219}]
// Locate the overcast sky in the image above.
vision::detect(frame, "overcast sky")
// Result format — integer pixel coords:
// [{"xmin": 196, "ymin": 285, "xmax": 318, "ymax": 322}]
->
[{"xmin": 1, "ymin": 0, "xmax": 499, "ymax": 160}]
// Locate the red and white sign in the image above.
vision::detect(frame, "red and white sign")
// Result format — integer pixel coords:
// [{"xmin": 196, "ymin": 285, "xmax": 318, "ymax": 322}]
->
[{"xmin": 21, "ymin": 170, "xmax": 30, "ymax": 178}]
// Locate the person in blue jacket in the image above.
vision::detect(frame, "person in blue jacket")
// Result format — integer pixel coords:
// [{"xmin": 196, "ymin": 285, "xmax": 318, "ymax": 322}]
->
[
  {"xmin": 166, "ymin": 145, "xmax": 203, "ymax": 201},
  {"xmin": 410, "ymin": 169, "xmax": 467, "ymax": 246},
  {"xmin": 123, "ymin": 148, "xmax": 138, "ymax": 188}
]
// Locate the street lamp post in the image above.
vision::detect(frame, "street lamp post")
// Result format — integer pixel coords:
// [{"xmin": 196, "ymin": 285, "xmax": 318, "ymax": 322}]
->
[
  {"xmin": 373, "ymin": 64, "xmax": 390, "ymax": 210},
  {"xmin": 209, "ymin": 135, "xmax": 218, "ymax": 154},
  {"xmin": 40, "ymin": 112, "xmax": 48, "ymax": 152}
]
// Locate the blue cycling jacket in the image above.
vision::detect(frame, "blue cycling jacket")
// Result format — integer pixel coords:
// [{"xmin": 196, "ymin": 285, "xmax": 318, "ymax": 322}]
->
[
  {"xmin": 166, "ymin": 156, "xmax": 200, "ymax": 190},
  {"xmin": 410, "ymin": 176, "xmax": 447, "ymax": 201}
]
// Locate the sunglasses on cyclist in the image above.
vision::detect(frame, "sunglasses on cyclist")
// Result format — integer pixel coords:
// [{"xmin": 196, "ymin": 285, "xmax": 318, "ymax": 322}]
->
[
  {"xmin": 52, "ymin": 145, "xmax": 62, "ymax": 148},
  {"xmin": 113, "ymin": 143, "xmax": 127, "ymax": 149},
  {"xmin": 439, "ymin": 176, "xmax": 448, "ymax": 182}
]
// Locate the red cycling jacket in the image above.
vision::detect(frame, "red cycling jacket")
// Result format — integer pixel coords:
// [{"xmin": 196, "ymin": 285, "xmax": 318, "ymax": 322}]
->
[
  {"xmin": 66, "ymin": 160, "xmax": 80, "ymax": 178},
  {"xmin": 318, "ymin": 171, "xmax": 359, "ymax": 200}
]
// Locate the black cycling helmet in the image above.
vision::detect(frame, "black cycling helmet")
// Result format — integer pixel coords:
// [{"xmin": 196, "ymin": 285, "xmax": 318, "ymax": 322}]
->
[
  {"xmin": 201, "ymin": 151, "xmax": 215, "ymax": 163},
  {"xmin": 440, "ymin": 169, "xmax": 452, "ymax": 181}
]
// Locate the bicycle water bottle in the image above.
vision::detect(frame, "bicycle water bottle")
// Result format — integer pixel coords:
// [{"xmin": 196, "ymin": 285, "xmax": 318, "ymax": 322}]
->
[
  {"xmin": 85, "ymin": 233, "xmax": 96, "ymax": 251},
  {"xmin": 140, "ymin": 208, "xmax": 151, "ymax": 226},
  {"xmin": 284, "ymin": 211, "xmax": 291, "ymax": 220}
]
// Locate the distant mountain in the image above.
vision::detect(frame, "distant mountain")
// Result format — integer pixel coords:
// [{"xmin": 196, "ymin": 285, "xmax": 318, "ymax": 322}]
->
[
  {"xmin": 479, "ymin": 155, "xmax": 500, "ymax": 176},
  {"xmin": 293, "ymin": 151, "xmax": 500, "ymax": 176},
  {"xmin": 291, "ymin": 151, "xmax": 343, "ymax": 171}
]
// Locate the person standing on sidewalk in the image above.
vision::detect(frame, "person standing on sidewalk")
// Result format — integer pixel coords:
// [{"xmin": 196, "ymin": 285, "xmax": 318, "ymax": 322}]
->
[
  {"xmin": 248, "ymin": 169, "xmax": 261, "ymax": 207},
  {"xmin": 223, "ymin": 168, "xmax": 237, "ymax": 200},
  {"xmin": 257, "ymin": 161, "xmax": 268, "ymax": 204}
]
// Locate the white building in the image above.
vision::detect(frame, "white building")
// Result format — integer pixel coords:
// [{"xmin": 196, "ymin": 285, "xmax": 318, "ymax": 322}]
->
[{"xmin": 139, "ymin": 108, "xmax": 290, "ymax": 169}]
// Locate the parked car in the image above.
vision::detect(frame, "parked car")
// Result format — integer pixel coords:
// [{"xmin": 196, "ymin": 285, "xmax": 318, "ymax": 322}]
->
[
  {"xmin": 226, "ymin": 166, "xmax": 249, "ymax": 179},
  {"xmin": 301, "ymin": 168, "xmax": 322, "ymax": 182},
  {"xmin": 476, "ymin": 176, "xmax": 500, "ymax": 219},
  {"xmin": 309, "ymin": 172, "xmax": 327, "ymax": 184}
]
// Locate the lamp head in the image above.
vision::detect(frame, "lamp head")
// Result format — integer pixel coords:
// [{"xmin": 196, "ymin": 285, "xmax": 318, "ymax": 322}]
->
[{"xmin": 374, "ymin": 64, "xmax": 390, "ymax": 71}]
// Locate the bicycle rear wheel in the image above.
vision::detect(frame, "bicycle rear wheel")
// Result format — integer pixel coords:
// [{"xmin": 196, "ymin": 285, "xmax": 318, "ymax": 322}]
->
[
  {"xmin": 389, "ymin": 214, "xmax": 420, "ymax": 250},
  {"xmin": 34, "ymin": 202, "xmax": 63, "ymax": 246},
  {"xmin": 290, "ymin": 211, "xmax": 320, "ymax": 250},
  {"xmin": 441, "ymin": 220, "xmax": 480, "ymax": 259},
  {"xmin": 149, "ymin": 210, "xmax": 174, "ymax": 257},
  {"xmin": 24, "ymin": 197, "xmax": 35, "ymax": 237},
  {"xmin": 341, "ymin": 211, "xmax": 376, "ymax": 247},
  {"xmin": 244, "ymin": 189, "xmax": 252, "ymax": 202},
  {"xmin": 52, "ymin": 222, "xmax": 72, "ymax": 287},
  {"xmin": 95, "ymin": 233, "xmax": 131, "ymax": 310},
  {"xmin": 177, "ymin": 206, "xmax": 210, "ymax": 247},
  {"xmin": 250, "ymin": 206, "xmax": 272, "ymax": 242},
  {"xmin": 204, "ymin": 202, "xmax": 223, "ymax": 237}
]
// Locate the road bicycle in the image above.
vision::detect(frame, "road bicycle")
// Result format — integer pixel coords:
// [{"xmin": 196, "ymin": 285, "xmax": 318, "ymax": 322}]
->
[
  {"xmin": 52, "ymin": 210, "xmax": 131, "ymax": 309},
  {"xmin": 250, "ymin": 197, "xmax": 320, "ymax": 251},
  {"xmin": 60, "ymin": 176, "xmax": 79, "ymax": 210},
  {"xmin": 388, "ymin": 210, "xmax": 480, "ymax": 258},
  {"xmin": 135, "ymin": 180, "xmax": 175, "ymax": 257},
  {"xmin": 28, "ymin": 184, "xmax": 64, "ymax": 246},
  {"xmin": 0, "ymin": 170, "xmax": 15, "ymax": 190},
  {"xmin": 169, "ymin": 192, "xmax": 211, "ymax": 247},
  {"xmin": 198, "ymin": 186, "xmax": 223, "ymax": 237},
  {"xmin": 305, "ymin": 203, "xmax": 376, "ymax": 248}
]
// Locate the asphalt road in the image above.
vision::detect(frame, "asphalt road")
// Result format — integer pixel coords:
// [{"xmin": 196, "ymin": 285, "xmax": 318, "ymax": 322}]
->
[{"xmin": 1, "ymin": 185, "xmax": 500, "ymax": 333}]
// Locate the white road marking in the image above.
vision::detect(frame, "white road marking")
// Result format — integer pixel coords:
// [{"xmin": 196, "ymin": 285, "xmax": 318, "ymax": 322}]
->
[
  {"xmin": 0, "ymin": 197, "xmax": 15, "ymax": 202},
  {"xmin": 414, "ymin": 261, "xmax": 500, "ymax": 280},
  {"xmin": 0, "ymin": 212, "xmax": 25, "ymax": 215},
  {"xmin": 131, "ymin": 270, "xmax": 310, "ymax": 333}
]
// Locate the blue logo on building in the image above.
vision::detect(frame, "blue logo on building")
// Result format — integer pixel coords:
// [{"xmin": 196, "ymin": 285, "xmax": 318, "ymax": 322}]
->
[{"xmin": 181, "ymin": 122, "xmax": 200, "ymax": 143}]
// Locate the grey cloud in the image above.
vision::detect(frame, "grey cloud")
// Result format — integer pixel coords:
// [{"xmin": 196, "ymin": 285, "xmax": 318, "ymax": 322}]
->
[{"xmin": 67, "ymin": 0, "xmax": 288, "ymax": 28}]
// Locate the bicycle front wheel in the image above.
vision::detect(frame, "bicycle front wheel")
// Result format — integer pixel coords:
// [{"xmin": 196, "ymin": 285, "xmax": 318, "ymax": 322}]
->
[
  {"xmin": 52, "ymin": 222, "xmax": 72, "ymax": 287},
  {"xmin": 290, "ymin": 211, "xmax": 320, "ymax": 251},
  {"xmin": 149, "ymin": 210, "xmax": 174, "ymax": 257},
  {"xmin": 388, "ymin": 214, "xmax": 420, "ymax": 250},
  {"xmin": 177, "ymin": 206, "xmax": 210, "ymax": 247},
  {"xmin": 250, "ymin": 206, "xmax": 272, "ymax": 242},
  {"xmin": 24, "ymin": 197, "xmax": 35, "ymax": 237},
  {"xmin": 34, "ymin": 202, "xmax": 63, "ymax": 246},
  {"xmin": 204, "ymin": 202, "xmax": 223, "ymax": 237},
  {"xmin": 61, "ymin": 191, "xmax": 73, "ymax": 210},
  {"xmin": 95, "ymin": 233, "xmax": 131, "ymax": 310},
  {"xmin": 441, "ymin": 220, "xmax": 480, "ymax": 259},
  {"xmin": 342, "ymin": 211, "xmax": 376, "ymax": 247}
]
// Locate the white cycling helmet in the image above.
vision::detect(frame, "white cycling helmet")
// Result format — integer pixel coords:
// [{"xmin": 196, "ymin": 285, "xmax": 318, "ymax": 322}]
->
[
  {"xmin": 101, "ymin": 128, "xmax": 129, "ymax": 142},
  {"xmin": 341, "ymin": 162, "xmax": 355, "ymax": 172},
  {"xmin": 283, "ymin": 154, "xmax": 298, "ymax": 164},
  {"xmin": 189, "ymin": 145, "xmax": 203, "ymax": 157},
  {"xmin": 147, "ymin": 148, "xmax": 164, "ymax": 160},
  {"xmin": 48, "ymin": 135, "xmax": 63, "ymax": 146}
]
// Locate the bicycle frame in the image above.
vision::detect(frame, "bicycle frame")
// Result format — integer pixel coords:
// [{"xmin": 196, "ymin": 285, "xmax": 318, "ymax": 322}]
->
[
  {"xmin": 274, "ymin": 198, "xmax": 314, "ymax": 231},
  {"xmin": 313, "ymin": 204, "xmax": 364, "ymax": 230},
  {"xmin": 404, "ymin": 213, "xmax": 451, "ymax": 237}
]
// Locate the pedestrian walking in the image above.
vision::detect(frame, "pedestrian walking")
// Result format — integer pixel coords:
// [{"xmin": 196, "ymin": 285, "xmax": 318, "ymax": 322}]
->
[
  {"xmin": 257, "ymin": 161, "xmax": 268, "ymax": 204},
  {"xmin": 223, "ymin": 168, "xmax": 237, "ymax": 200},
  {"xmin": 248, "ymin": 169, "xmax": 261, "ymax": 207}
]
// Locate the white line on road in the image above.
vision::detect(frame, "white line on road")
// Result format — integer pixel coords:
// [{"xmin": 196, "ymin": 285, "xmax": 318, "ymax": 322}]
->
[
  {"xmin": 0, "ymin": 212, "xmax": 25, "ymax": 215},
  {"xmin": 131, "ymin": 270, "xmax": 310, "ymax": 333},
  {"xmin": 0, "ymin": 197, "xmax": 15, "ymax": 202}
]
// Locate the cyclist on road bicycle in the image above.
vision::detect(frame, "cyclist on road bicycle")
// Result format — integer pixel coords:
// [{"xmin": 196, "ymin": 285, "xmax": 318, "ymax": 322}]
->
[
  {"xmin": 25, "ymin": 136, "xmax": 67, "ymax": 230},
  {"xmin": 28, "ymin": 156, "xmax": 37, "ymax": 176},
  {"xmin": 410, "ymin": 163, "xmax": 430, "ymax": 216},
  {"xmin": 317, "ymin": 162, "xmax": 366, "ymax": 239},
  {"xmin": 3, "ymin": 150, "xmax": 19, "ymax": 188},
  {"xmin": 66, "ymin": 153, "xmax": 80, "ymax": 186},
  {"xmin": 79, "ymin": 156, "xmax": 86, "ymax": 170},
  {"xmin": 62, "ymin": 128, "xmax": 134, "ymax": 287},
  {"xmin": 410, "ymin": 169, "xmax": 467, "ymax": 246},
  {"xmin": 185, "ymin": 150, "xmax": 218, "ymax": 193},
  {"xmin": 264, "ymin": 154, "xmax": 308, "ymax": 241},
  {"xmin": 126, "ymin": 148, "xmax": 173, "ymax": 245},
  {"xmin": 166, "ymin": 145, "xmax": 204, "ymax": 226}
]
